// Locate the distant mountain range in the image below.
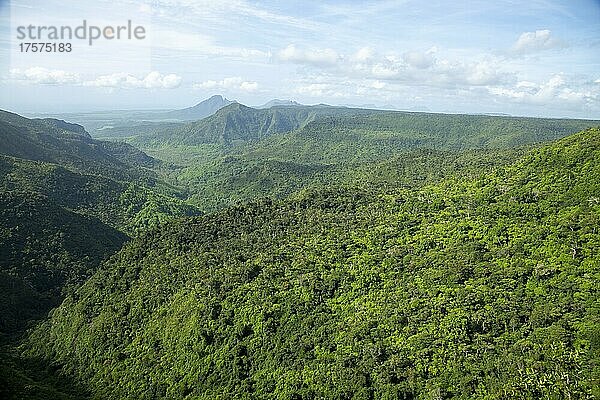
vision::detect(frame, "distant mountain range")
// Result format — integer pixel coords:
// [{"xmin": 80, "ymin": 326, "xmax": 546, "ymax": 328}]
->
[
  {"xmin": 39, "ymin": 96, "xmax": 308, "ymax": 135},
  {"xmin": 124, "ymin": 102, "xmax": 375, "ymax": 146},
  {"xmin": 164, "ymin": 97, "xmax": 304, "ymax": 119},
  {"xmin": 26, "ymin": 96, "xmax": 591, "ymax": 144},
  {"xmin": 342, "ymin": 103, "xmax": 398, "ymax": 110},
  {"xmin": 2, "ymin": 100, "xmax": 600, "ymax": 399},
  {"xmin": 119, "ymin": 101, "xmax": 599, "ymax": 150},
  {"xmin": 256, "ymin": 99, "xmax": 302, "ymax": 109},
  {"xmin": 164, "ymin": 95, "xmax": 235, "ymax": 120}
]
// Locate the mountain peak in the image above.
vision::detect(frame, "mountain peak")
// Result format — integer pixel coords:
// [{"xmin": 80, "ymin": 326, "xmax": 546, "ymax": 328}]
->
[
  {"xmin": 167, "ymin": 95, "xmax": 234, "ymax": 121},
  {"xmin": 190, "ymin": 94, "xmax": 231, "ymax": 109},
  {"xmin": 196, "ymin": 94, "xmax": 229, "ymax": 105},
  {"xmin": 257, "ymin": 99, "xmax": 302, "ymax": 109},
  {"xmin": 215, "ymin": 102, "xmax": 253, "ymax": 114}
]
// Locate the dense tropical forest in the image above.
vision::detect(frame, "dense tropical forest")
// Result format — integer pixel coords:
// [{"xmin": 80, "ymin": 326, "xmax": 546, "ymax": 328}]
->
[
  {"xmin": 95, "ymin": 103, "xmax": 597, "ymax": 212},
  {"xmin": 0, "ymin": 102, "xmax": 599, "ymax": 399}
]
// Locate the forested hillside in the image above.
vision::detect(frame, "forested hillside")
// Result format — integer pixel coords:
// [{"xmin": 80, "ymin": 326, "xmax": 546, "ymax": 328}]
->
[
  {"xmin": 23, "ymin": 127, "xmax": 600, "ymax": 399},
  {"xmin": 112, "ymin": 104, "xmax": 597, "ymax": 212},
  {"xmin": 0, "ymin": 111, "xmax": 202, "ymax": 341},
  {"xmin": 0, "ymin": 110, "xmax": 202, "ymax": 237},
  {"xmin": 0, "ymin": 192, "xmax": 127, "ymax": 337},
  {"xmin": 120, "ymin": 103, "xmax": 347, "ymax": 146},
  {"xmin": 3, "ymin": 0, "xmax": 598, "ymax": 398},
  {"xmin": 180, "ymin": 147, "xmax": 529, "ymax": 212},
  {"xmin": 101, "ymin": 104, "xmax": 598, "ymax": 149},
  {"xmin": 0, "ymin": 155, "xmax": 198, "ymax": 234},
  {"xmin": 0, "ymin": 110, "xmax": 161, "ymax": 183}
]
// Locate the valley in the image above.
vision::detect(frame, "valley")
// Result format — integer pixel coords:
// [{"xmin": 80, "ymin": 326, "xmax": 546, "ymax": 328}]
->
[
  {"xmin": 0, "ymin": 98, "xmax": 599, "ymax": 399},
  {"xmin": 26, "ymin": 126, "xmax": 600, "ymax": 398},
  {"xmin": 3, "ymin": 0, "xmax": 599, "ymax": 398}
]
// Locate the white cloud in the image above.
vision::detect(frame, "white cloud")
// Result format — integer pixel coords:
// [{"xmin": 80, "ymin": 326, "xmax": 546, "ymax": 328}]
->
[
  {"xmin": 9, "ymin": 68, "xmax": 182, "ymax": 89},
  {"xmin": 368, "ymin": 57, "xmax": 512, "ymax": 87},
  {"xmin": 370, "ymin": 63, "xmax": 401, "ymax": 79},
  {"xmin": 461, "ymin": 61, "xmax": 511, "ymax": 86},
  {"xmin": 516, "ymin": 80, "xmax": 537, "ymax": 89},
  {"xmin": 353, "ymin": 47, "xmax": 375, "ymax": 63},
  {"xmin": 278, "ymin": 44, "xmax": 513, "ymax": 89},
  {"xmin": 193, "ymin": 76, "xmax": 258, "ymax": 92},
  {"xmin": 83, "ymin": 71, "xmax": 182, "ymax": 89},
  {"xmin": 240, "ymin": 81, "xmax": 259, "ymax": 91},
  {"xmin": 10, "ymin": 67, "xmax": 80, "ymax": 85},
  {"xmin": 279, "ymin": 44, "xmax": 340, "ymax": 67},
  {"xmin": 371, "ymin": 80, "xmax": 386, "ymax": 89},
  {"xmin": 512, "ymin": 30, "xmax": 564, "ymax": 54},
  {"xmin": 488, "ymin": 74, "xmax": 597, "ymax": 106},
  {"xmin": 138, "ymin": 3, "xmax": 152, "ymax": 14},
  {"xmin": 402, "ymin": 50, "xmax": 435, "ymax": 69}
]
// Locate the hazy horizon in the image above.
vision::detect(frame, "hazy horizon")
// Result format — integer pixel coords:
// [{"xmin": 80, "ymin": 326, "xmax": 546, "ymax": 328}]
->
[
  {"xmin": 1, "ymin": 0, "xmax": 599, "ymax": 119},
  {"xmin": 6, "ymin": 93, "xmax": 600, "ymax": 122}
]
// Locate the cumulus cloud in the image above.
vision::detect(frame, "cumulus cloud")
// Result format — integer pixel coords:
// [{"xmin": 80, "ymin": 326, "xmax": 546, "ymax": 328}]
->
[
  {"xmin": 83, "ymin": 71, "xmax": 182, "ymax": 89},
  {"xmin": 512, "ymin": 30, "xmax": 564, "ymax": 54},
  {"xmin": 370, "ymin": 62, "xmax": 402, "ymax": 79},
  {"xmin": 10, "ymin": 67, "xmax": 80, "ymax": 85},
  {"xmin": 368, "ymin": 57, "xmax": 513, "ymax": 87},
  {"xmin": 457, "ymin": 60, "xmax": 513, "ymax": 86},
  {"xmin": 402, "ymin": 50, "xmax": 435, "ymax": 69},
  {"xmin": 353, "ymin": 47, "xmax": 375, "ymax": 63},
  {"xmin": 278, "ymin": 44, "xmax": 513, "ymax": 90},
  {"xmin": 488, "ymin": 74, "xmax": 597, "ymax": 106},
  {"xmin": 240, "ymin": 81, "xmax": 259, "ymax": 91},
  {"xmin": 193, "ymin": 76, "xmax": 258, "ymax": 92},
  {"xmin": 9, "ymin": 68, "xmax": 182, "ymax": 89},
  {"xmin": 279, "ymin": 44, "xmax": 340, "ymax": 67},
  {"xmin": 371, "ymin": 80, "xmax": 386, "ymax": 89}
]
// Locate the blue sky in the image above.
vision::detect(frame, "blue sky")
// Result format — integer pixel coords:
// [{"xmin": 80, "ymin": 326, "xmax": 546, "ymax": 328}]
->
[{"xmin": 0, "ymin": 0, "xmax": 599, "ymax": 118}]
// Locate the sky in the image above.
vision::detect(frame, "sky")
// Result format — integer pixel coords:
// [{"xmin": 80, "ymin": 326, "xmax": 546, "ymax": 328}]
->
[{"xmin": 0, "ymin": 0, "xmax": 599, "ymax": 118}]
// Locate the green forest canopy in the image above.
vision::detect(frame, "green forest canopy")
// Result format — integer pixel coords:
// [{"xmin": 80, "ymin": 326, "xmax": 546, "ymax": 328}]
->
[{"xmin": 22, "ymin": 127, "xmax": 600, "ymax": 399}]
